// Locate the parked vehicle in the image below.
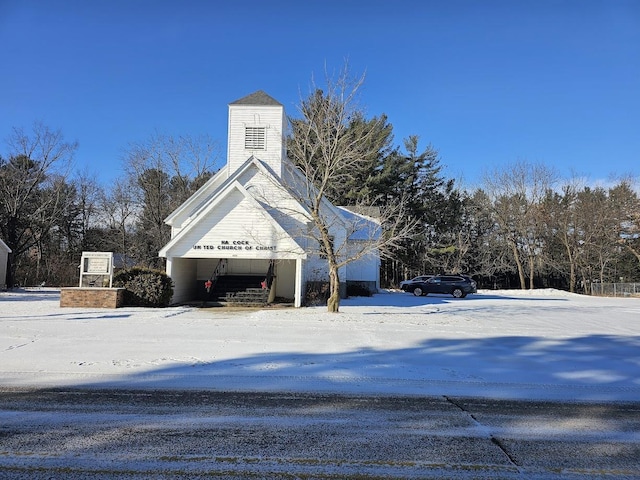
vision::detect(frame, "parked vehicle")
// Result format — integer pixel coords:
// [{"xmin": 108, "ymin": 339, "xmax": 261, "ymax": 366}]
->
[
  {"xmin": 406, "ymin": 275, "xmax": 477, "ymax": 298},
  {"xmin": 399, "ymin": 275, "xmax": 433, "ymax": 291}
]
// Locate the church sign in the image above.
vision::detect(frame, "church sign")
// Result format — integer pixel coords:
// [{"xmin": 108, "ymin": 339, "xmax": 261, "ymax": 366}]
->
[{"xmin": 79, "ymin": 251, "xmax": 114, "ymax": 288}]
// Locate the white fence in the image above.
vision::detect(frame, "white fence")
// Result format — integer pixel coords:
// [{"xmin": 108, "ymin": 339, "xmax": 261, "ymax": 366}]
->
[{"xmin": 590, "ymin": 283, "xmax": 640, "ymax": 298}]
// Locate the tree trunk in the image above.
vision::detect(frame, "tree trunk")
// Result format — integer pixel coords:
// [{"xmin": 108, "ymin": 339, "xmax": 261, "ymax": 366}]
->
[
  {"xmin": 327, "ymin": 264, "xmax": 340, "ymax": 313},
  {"xmin": 569, "ymin": 262, "xmax": 576, "ymax": 293},
  {"xmin": 563, "ymin": 237, "xmax": 576, "ymax": 293},
  {"xmin": 510, "ymin": 240, "xmax": 526, "ymax": 289},
  {"xmin": 580, "ymin": 273, "xmax": 589, "ymax": 294},
  {"xmin": 5, "ymin": 252, "xmax": 14, "ymax": 290},
  {"xmin": 6, "ymin": 216, "xmax": 18, "ymax": 289},
  {"xmin": 528, "ymin": 255, "xmax": 535, "ymax": 289}
]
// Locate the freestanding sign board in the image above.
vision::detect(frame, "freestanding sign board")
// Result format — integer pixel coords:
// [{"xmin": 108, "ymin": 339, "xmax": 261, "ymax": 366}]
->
[{"xmin": 79, "ymin": 252, "xmax": 114, "ymax": 288}]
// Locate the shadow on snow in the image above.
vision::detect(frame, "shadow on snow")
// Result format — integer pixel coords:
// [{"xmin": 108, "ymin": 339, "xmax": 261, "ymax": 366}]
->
[{"xmin": 76, "ymin": 332, "xmax": 640, "ymax": 401}]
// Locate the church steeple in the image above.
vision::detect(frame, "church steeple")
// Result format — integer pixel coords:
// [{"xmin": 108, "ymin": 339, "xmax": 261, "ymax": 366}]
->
[{"xmin": 227, "ymin": 91, "xmax": 286, "ymax": 178}]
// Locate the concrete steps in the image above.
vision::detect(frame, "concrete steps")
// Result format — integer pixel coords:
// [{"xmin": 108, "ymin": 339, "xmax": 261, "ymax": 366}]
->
[
  {"xmin": 224, "ymin": 287, "xmax": 269, "ymax": 306},
  {"xmin": 202, "ymin": 275, "xmax": 270, "ymax": 306}
]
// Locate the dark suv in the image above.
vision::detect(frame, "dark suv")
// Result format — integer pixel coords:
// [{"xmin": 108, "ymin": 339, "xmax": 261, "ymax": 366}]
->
[
  {"xmin": 406, "ymin": 275, "xmax": 477, "ymax": 298},
  {"xmin": 399, "ymin": 275, "xmax": 433, "ymax": 291}
]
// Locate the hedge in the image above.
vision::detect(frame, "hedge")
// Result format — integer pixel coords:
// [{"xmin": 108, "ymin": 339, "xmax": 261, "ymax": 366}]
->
[{"xmin": 113, "ymin": 267, "xmax": 173, "ymax": 307}]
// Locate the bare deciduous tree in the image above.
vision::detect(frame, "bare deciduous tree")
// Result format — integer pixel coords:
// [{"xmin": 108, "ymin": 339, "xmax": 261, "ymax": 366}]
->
[
  {"xmin": 124, "ymin": 132, "xmax": 220, "ymax": 207},
  {"xmin": 0, "ymin": 122, "xmax": 77, "ymax": 287},
  {"xmin": 287, "ymin": 66, "xmax": 419, "ymax": 312},
  {"xmin": 98, "ymin": 177, "xmax": 137, "ymax": 261},
  {"xmin": 482, "ymin": 160, "xmax": 557, "ymax": 289},
  {"xmin": 123, "ymin": 132, "xmax": 221, "ymax": 267}
]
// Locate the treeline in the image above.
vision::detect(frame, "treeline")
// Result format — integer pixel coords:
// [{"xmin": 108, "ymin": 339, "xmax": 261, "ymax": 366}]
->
[
  {"xmin": 0, "ymin": 124, "xmax": 218, "ymax": 288},
  {"xmin": 2, "ymin": 120, "xmax": 639, "ymax": 293}
]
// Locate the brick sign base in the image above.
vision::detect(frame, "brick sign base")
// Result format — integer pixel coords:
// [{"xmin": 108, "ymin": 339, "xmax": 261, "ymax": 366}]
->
[{"xmin": 60, "ymin": 288, "xmax": 126, "ymax": 308}]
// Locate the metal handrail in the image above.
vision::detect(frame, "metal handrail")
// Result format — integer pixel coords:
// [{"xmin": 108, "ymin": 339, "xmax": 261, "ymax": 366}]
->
[
  {"xmin": 263, "ymin": 260, "xmax": 275, "ymax": 289},
  {"xmin": 205, "ymin": 259, "xmax": 225, "ymax": 293}
]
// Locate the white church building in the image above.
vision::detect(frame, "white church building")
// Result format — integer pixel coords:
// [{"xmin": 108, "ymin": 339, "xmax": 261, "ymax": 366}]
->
[{"xmin": 159, "ymin": 91, "xmax": 380, "ymax": 307}]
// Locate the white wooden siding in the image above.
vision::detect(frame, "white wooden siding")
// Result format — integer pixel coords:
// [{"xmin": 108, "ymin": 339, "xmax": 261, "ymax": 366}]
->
[
  {"xmin": 165, "ymin": 188, "xmax": 303, "ymax": 259},
  {"xmin": 345, "ymin": 245, "xmax": 380, "ymax": 282},
  {"xmin": 238, "ymin": 166, "xmax": 311, "ymax": 233}
]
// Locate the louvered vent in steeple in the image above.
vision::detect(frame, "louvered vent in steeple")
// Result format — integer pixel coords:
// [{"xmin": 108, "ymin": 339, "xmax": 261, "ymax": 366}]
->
[{"xmin": 245, "ymin": 126, "xmax": 266, "ymax": 150}]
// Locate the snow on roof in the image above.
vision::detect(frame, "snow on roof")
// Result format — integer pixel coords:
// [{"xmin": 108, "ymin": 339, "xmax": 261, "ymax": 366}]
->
[{"xmin": 338, "ymin": 206, "xmax": 381, "ymax": 241}]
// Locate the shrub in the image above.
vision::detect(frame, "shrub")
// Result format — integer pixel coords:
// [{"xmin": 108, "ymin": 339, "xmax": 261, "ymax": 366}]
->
[
  {"xmin": 113, "ymin": 267, "xmax": 173, "ymax": 307},
  {"xmin": 304, "ymin": 281, "xmax": 329, "ymax": 306}
]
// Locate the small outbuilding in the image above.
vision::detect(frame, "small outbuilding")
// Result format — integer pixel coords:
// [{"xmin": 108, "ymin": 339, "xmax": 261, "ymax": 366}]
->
[
  {"xmin": 0, "ymin": 239, "xmax": 11, "ymax": 290},
  {"xmin": 159, "ymin": 91, "xmax": 380, "ymax": 306}
]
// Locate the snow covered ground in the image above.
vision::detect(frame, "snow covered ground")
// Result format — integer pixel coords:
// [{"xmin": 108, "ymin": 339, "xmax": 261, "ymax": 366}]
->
[{"xmin": 1, "ymin": 288, "xmax": 639, "ymax": 402}]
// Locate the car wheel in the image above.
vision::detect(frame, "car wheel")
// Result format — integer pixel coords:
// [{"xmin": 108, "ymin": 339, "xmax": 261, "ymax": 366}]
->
[
  {"xmin": 413, "ymin": 287, "xmax": 423, "ymax": 296},
  {"xmin": 452, "ymin": 288, "xmax": 464, "ymax": 298}
]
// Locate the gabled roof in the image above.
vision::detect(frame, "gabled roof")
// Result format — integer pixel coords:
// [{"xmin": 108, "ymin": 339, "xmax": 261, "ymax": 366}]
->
[
  {"xmin": 337, "ymin": 206, "xmax": 382, "ymax": 241},
  {"xmin": 166, "ymin": 155, "xmax": 342, "ymax": 233},
  {"xmin": 168, "ymin": 157, "xmax": 308, "ymax": 229},
  {"xmin": 229, "ymin": 90, "xmax": 282, "ymax": 106},
  {"xmin": 282, "ymin": 159, "xmax": 347, "ymax": 230},
  {"xmin": 159, "ymin": 179, "xmax": 305, "ymax": 258},
  {"xmin": 160, "ymin": 156, "xmax": 312, "ymax": 255}
]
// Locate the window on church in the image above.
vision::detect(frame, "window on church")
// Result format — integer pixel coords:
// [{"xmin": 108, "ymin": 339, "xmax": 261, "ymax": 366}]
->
[{"xmin": 245, "ymin": 126, "xmax": 266, "ymax": 150}]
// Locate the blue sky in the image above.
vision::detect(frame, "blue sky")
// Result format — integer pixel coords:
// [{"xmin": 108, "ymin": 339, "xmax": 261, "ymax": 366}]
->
[{"xmin": 1, "ymin": 0, "xmax": 638, "ymax": 188}]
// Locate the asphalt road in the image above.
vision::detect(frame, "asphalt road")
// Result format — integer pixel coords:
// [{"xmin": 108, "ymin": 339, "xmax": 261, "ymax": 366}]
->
[{"xmin": 0, "ymin": 389, "xmax": 639, "ymax": 479}]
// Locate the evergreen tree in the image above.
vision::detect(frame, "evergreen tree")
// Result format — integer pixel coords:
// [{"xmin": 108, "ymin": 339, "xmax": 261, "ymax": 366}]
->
[{"xmin": 371, "ymin": 136, "xmax": 463, "ymax": 284}]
